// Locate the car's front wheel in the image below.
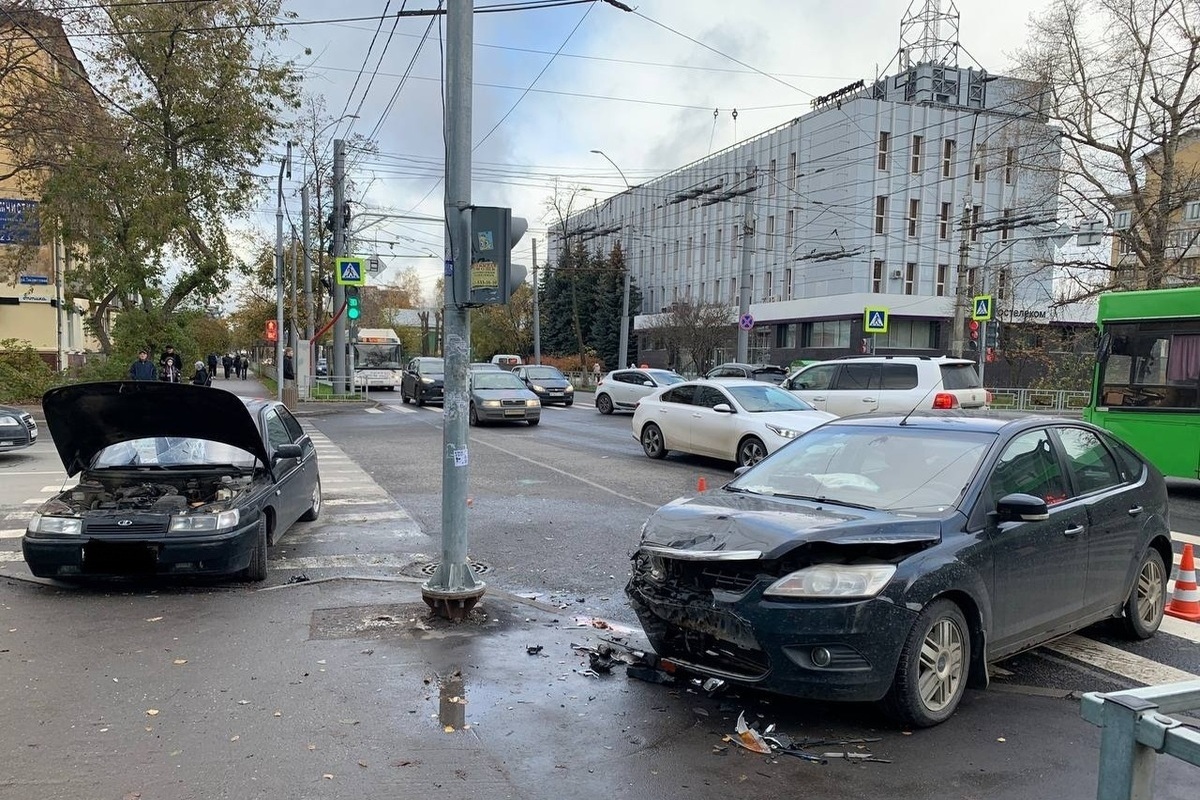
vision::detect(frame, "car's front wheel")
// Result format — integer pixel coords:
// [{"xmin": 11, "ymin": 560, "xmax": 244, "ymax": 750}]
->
[
  {"xmin": 400, "ymin": 385, "xmax": 411, "ymax": 404},
  {"xmin": 527, "ymin": 418, "xmax": 539, "ymax": 427},
  {"xmin": 415, "ymin": 391, "xmax": 425, "ymax": 407},
  {"xmin": 736, "ymin": 436, "xmax": 767, "ymax": 468},
  {"xmin": 300, "ymin": 479, "xmax": 321, "ymax": 522},
  {"xmin": 883, "ymin": 599, "xmax": 970, "ymax": 727},
  {"xmin": 1119, "ymin": 547, "xmax": 1167, "ymax": 640},
  {"xmin": 469, "ymin": 404, "xmax": 479, "ymax": 426},
  {"xmin": 640, "ymin": 423, "xmax": 667, "ymax": 459},
  {"xmin": 596, "ymin": 394, "xmax": 614, "ymax": 415},
  {"xmin": 241, "ymin": 516, "xmax": 269, "ymax": 583}
]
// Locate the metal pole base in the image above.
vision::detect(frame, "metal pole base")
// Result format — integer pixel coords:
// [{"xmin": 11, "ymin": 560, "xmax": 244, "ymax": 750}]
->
[{"xmin": 422, "ymin": 563, "xmax": 486, "ymax": 620}]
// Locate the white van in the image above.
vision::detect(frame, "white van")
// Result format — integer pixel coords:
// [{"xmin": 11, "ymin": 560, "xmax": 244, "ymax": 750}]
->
[{"xmin": 490, "ymin": 354, "xmax": 523, "ymax": 369}]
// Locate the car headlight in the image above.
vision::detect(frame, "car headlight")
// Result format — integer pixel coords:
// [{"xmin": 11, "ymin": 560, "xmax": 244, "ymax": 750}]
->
[
  {"xmin": 0, "ymin": 416, "xmax": 20, "ymax": 427},
  {"xmin": 765, "ymin": 423, "xmax": 802, "ymax": 440},
  {"xmin": 169, "ymin": 509, "xmax": 241, "ymax": 532},
  {"xmin": 27, "ymin": 514, "xmax": 82, "ymax": 535},
  {"xmin": 525, "ymin": 399, "xmax": 540, "ymax": 407},
  {"xmin": 531, "ymin": 384, "xmax": 545, "ymax": 392},
  {"xmin": 764, "ymin": 564, "xmax": 896, "ymax": 599},
  {"xmin": 482, "ymin": 400, "xmax": 502, "ymax": 408},
  {"xmin": 421, "ymin": 376, "xmax": 434, "ymax": 384},
  {"xmin": 564, "ymin": 385, "xmax": 574, "ymax": 393}
]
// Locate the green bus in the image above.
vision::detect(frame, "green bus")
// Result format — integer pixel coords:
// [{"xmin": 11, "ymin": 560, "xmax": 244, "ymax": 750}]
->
[{"xmin": 1084, "ymin": 286, "xmax": 1200, "ymax": 480}]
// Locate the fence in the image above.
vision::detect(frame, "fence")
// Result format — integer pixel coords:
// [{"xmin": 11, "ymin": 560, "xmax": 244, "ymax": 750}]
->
[
  {"xmin": 987, "ymin": 387, "xmax": 1091, "ymax": 414},
  {"xmin": 1081, "ymin": 680, "xmax": 1200, "ymax": 800}
]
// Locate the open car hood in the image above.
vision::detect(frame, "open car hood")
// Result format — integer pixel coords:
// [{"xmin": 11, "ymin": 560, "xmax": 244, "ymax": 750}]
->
[{"xmin": 42, "ymin": 381, "xmax": 270, "ymax": 476}]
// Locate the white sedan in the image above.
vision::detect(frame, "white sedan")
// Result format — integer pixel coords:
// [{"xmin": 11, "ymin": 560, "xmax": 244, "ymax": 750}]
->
[{"xmin": 631, "ymin": 379, "xmax": 837, "ymax": 467}]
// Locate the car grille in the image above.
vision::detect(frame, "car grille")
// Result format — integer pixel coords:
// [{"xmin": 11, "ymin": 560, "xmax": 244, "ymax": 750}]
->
[
  {"xmin": 85, "ymin": 520, "xmax": 169, "ymax": 535},
  {"xmin": 662, "ymin": 558, "xmax": 764, "ymax": 595},
  {"xmin": 501, "ymin": 399, "xmax": 526, "ymax": 407}
]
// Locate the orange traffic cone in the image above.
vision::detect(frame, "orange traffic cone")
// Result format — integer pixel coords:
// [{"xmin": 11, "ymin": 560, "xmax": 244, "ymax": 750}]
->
[
  {"xmin": 1165, "ymin": 543, "xmax": 1200, "ymax": 622},
  {"xmin": 697, "ymin": 476, "xmax": 708, "ymax": 492}
]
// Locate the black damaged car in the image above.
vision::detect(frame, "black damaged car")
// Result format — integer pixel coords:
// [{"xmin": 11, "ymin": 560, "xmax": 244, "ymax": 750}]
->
[
  {"xmin": 22, "ymin": 381, "xmax": 322, "ymax": 582},
  {"xmin": 626, "ymin": 412, "xmax": 1173, "ymax": 727}
]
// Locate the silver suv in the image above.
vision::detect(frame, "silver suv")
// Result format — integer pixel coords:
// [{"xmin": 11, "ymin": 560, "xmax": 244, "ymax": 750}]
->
[
  {"xmin": 782, "ymin": 356, "xmax": 986, "ymax": 416},
  {"xmin": 595, "ymin": 368, "xmax": 684, "ymax": 414}
]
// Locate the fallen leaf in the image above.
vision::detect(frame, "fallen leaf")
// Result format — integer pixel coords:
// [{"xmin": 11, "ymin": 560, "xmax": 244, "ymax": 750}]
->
[
  {"xmin": 172, "ymin": 659, "xmax": 188, "ymax": 666},
  {"xmin": 357, "ymin": 760, "xmax": 368, "ymax": 768},
  {"xmin": 145, "ymin": 617, "xmax": 163, "ymax": 623},
  {"xmin": 997, "ymin": 737, "xmax": 1007, "ymax": 743},
  {"xmin": 230, "ymin": 735, "xmax": 240, "ymax": 742},
  {"xmin": 145, "ymin": 709, "xmax": 159, "ymax": 717},
  {"xmin": 307, "ymin": 744, "xmax": 316, "ymax": 751},
  {"xmin": 322, "ymin": 774, "xmax": 334, "ymax": 780},
  {"xmin": 144, "ymin": 727, "xmax": 152, "ymax": 732},
  {"xmin": 444, "ymin": 725, "xmax": 455, "ymax": 733},
  {"xmin": 317, "ymin": 660, "xmax": 326, "ymax": 665},
  {"xmin": 169, "ymin": 750, "xmax": 182, "ymax": 757},
  {"xmin": 273, "ymin": 711, "xmax": 282, "ymax": 717}
]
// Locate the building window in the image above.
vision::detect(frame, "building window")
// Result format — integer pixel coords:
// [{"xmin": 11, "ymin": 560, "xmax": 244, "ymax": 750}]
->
[
  {"xmin": 802, "ymin": 319, "xmax": 852, "ymax": 348},
  {"xmin": 974, "ymin": 146, "xmax": 985, "ymax": 181},
  {"xmin": 904, "ymin": 262, "xmax": 917, "ymax": 295},
  {"xmin": 714, "ymin": 278, "xmax": 721, "ymax": 301},
  {"xmin": 872, "ymin": 259, "xmax": 885, "ymax": 293},
  {"xmin": 936, "ymin": 263, "xmax": 948, "ymax": 296},
  {"xmin": 1005, "ymin": 147, "xmax": 1016, "ymax": 185},
  {"xmin": 1001, "ymin": 208, "xmax": 1012, "ymax": 241},
  {"xmin": 908, "ymin": 199, "xmax": 920, "ymax": 237},
  {"xmin": 939, "ymin": 202, "xmax": 950, "ymax": 239},
  {"xmin": 789, "ymin": 151, "xmax": 797, "ymax": 189},
  {"xmin": 649, "ymin": 246, "xmax": 655, "ymax": 271},
  {"xmin": 767, "ymin": 215, "xmax": 775, "ymax": 235},
  {"xmin": 878, "ymin": 131, "xmax": 890, "ymax": 170},
  {"xmin": 1185, "ymin": 201, "xmax": 1200, "ymax": 221},
  {"xmin": 730, "ymin": 276, "xmax": 737, "ymax": 302},
  {"xmin": 700, "ymin": 232, "xmax": 706, "ymax": 265},
  {"xmin": 776, "ymin": 323, "xmax": 797, "ymax": 349},
  {"xmin": 967, "ymin": 267, "xmax": 979, "ymax": 296},
  {"xmin": 747, "ymin": 274, "xmax": 754, "ymax": 302},
  {"xmin": 875, "ymin": 195, "xmax": 888, "ymax": 234},
  {"xmin": 768, "ymin": 158, "xmax": 776, "ymax": 197},
  {"xmin": 875, "ymin": 319, "xmax": 936, "ymax": 349},
  {"xmin": 1114, "ymin": 210, "xmax": 1132, "ymax": 230},
  {"xmin": 785, "ymin": 209, "xmax": 794, "ymax": 254},
  {"xmin": 997, "ymin": 267, "xmax": 1011, "ymax": 302},
  {"xmin": 764, "ymin": 271, "xmax": 773, "ymax": 301},
  {"xmin": 715, "ymin": 228, "xmax": 722, "ymax": 263},
  {"xmin": 699, "ymin": 281, "xmax": 706, "ymax": 302},
  {"xmin": 911, "ymin": 135, "xmax": 923, "ymax": 173},
  {"xmin": 732, "ymin": 224, "xmax": 739, "ymax": 259},
  {"xmin": 970, "ymin": 205, "xmax": 981, "ymax": 242},
  {"xmin": 942, "ymin": 139, "xmax": 955, "ymax": 178},
  {"xmin": 783, "ymin": 267, "xmax": 792, "ymax": 300}
]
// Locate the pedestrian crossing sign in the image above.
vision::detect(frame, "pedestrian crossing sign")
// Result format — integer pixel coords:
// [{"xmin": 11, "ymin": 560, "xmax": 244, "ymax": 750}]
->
[
  {"xmin": 863, "ymin": 306, "xmax": 889, "ymax": 334},
  {"xmin": 335, "ymin": 257, "xmax": 367, "ymax": 287},
  {"xmin": 972, "ymin": 295, "xmax": 993, "ymax": 321}
]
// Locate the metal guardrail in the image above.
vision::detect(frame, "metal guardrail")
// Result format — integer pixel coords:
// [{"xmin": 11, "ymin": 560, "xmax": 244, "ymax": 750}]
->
[
  {"xmin": 1081, "ymin": 680, "xmax": 1200, "ymax": 800},
  {"xmin": 299, "ymin": 374, "xmax": 370, "ymax": 403},
  {"xmin": 987, "ymin": 387, "xmax": 1091, "ymax": 413}
]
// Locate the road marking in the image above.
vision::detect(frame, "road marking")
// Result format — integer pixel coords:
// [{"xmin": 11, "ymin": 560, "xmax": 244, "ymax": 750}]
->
[
  {"xmin": 385, "ymin": 405, "xmax": 417, "ymax": 414},
  {"xmin": 40, "ymin": 485, "xmax": 74, "ymax": 493},
  {"xmin": 365, "ymin": 407, "xmax": 384, "ymax": 414},
  {"xmin": 1046, "ymin": 635, "xmax": 1198, "ymax": 684},
  {"xmin": 1161, "ymin": 615, "xmax": 1200, "ymax": 642},
  {"xmin": 0, "ymin": 528, "xmax": 24, "ymax": 539},
  {"xmin": 322, "ymin": 498, "xmax": 392, "ymax": 507},
  {"xmin": 21, "ymin": 499, "xmax": 43, "ymax": 505},
  {"xmin": 270, "ymin": 553, "xmax": 415, "ymax": 570},
  {"xmin": 1172, "ymin": 531, "xmax": 1200, "ymax": 548}
]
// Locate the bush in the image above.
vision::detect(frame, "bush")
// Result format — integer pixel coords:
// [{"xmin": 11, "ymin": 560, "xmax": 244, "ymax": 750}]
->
[{"xmin": 0, "ymin": 339, "xmax": 58, "ymax": 404}]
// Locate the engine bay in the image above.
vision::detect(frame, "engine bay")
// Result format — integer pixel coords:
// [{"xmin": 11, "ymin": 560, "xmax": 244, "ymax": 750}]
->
[{"xmin": 62, "ymin": 474, "xmax": 254, "ymax": 515}]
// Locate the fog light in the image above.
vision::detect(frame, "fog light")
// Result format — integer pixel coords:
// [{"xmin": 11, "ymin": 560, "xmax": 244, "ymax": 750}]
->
[{"xmin": 811, "ymin": 646, "xmax": 832, "ymax": 668}]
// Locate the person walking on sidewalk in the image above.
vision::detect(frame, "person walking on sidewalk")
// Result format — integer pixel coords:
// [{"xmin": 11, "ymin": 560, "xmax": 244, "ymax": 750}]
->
[
  {"xmin": 283, "ymin": 347, "xmax": 295, "ymax": 381},
  {"xmin": 190, "ymin": 360, "xmax": 211, "ymax": 386},
  {"xmin": 239, "ymin": 353, "xmax": 249, "ymax": 379},
  {"xmin": 129, "ymin": 349, "xmax": 157, "ymax": 381},
  {"xmin": 222, "ymin": 353, "xmax": 233, "ymax": 379},
  {"xmin": 207, "ymin": 352, "xmax": 218, "ymax": 378}
]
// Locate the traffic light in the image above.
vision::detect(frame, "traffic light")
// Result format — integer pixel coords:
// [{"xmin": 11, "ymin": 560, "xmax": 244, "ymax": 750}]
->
[
  {"xmin": 985, "ymin": 320, "xmax": 1001, "ymax": 349},
  {"xmin": 346, "ymin": 285, "xmax": 361, "ymax": 320},
  {"xmin": 458, "ymin": 206, "xmax": 528, "ymax": 305}
]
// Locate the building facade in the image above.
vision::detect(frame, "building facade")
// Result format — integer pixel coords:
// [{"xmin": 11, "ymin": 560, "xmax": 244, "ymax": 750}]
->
[{"xmin": 554, "ymin": 60, "xmax": 1081, "ymax": 370}]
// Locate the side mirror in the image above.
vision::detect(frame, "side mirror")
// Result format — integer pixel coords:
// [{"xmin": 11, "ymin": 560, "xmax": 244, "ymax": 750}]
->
[
  {"xmin": 733, "ymin": 466, "xmax": 752, "ymax": 476},
  {"xmin": 643, "ymin": 380, "xmax": 655, "ymax": 387},
  {"xmin": 274, "ymin": 443, "xmax": 303, "ymax": 462},
  {"xmin": 712, "ymin": 403, "xmax": 734, "ymax": 414},
  {"xmin": 995, "ymin": 493, "xmax": 1049, "ymax": 523}
]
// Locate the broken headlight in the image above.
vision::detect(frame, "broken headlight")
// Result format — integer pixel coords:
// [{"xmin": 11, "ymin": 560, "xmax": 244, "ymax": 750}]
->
[
  {"xmin": 27, "ymin": 514, "xmax": 82, "ymax": 535},
  {"xmin": 169, "ymin": 509, "xmax": 240, "ymax": 532},
  {"xmin": 764, "ymin": 564, "xmax": 895, "ymax": 599}
]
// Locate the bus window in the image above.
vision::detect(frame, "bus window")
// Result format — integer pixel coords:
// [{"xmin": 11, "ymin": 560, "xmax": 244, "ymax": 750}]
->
[{"xmin": 1099, "ymin": 323, "xmax": 1200, "ymax": 410}]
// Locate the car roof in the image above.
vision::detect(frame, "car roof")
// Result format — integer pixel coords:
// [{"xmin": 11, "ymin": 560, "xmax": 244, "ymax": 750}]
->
[
  {"xmin": 677, "ymin": 378, "xmax": 781, "ymax": 389},
  {"xmin": 803, "ymin": 355, "xmax": 975, "ymax": 366},
  {"xmin": 825, "ymin": 410, "xmax": 1091, "ymax": 434}
]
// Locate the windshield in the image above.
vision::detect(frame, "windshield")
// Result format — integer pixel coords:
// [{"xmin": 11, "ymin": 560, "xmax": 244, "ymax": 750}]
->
[
  {"xmin": 94, "ymin": 438, "xmax": 258, "ymax": 468},
  {"xmin": 354, "ymin": 343, "xmax": 403, "ymax": 369},
  {"xmin": 728, "ymin": 384, "xmax": 815, "ymax": 412},
  {"xmin": 416, "ymin": 358, "xmax": 444, "ymax": 374},
  {"xmin": 729, "ymin": 426, "xmax": 994, "ymax": 512},
  {"xmin": 473, "ymin": 372, "xmax": 526, "ymax": 390},
  {"xmin": 648, "ymin": 370, "xmax": 684, "ymax": 385},
  {"xmin": 524, "ymin": 366, "xmax": 565, "ymax": 379}
]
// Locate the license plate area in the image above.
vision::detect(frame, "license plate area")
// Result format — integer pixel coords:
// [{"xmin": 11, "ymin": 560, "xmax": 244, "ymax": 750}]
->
[{"xmin": 83, "ymin": 540, "xmax": 159, "ymax": 574}]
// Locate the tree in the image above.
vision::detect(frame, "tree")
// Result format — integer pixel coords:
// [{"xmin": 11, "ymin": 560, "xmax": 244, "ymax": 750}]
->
[
  {"xmin": 1017, "ymin": 0, "xmax": 1200, "ymax": 292},
  {"xmin": 642, "ymin": 301, "xmax": 735, "ymax": 375},
  {"xmin": 472, "ymin": 283, "xmax": 533, "ymax": 359}
]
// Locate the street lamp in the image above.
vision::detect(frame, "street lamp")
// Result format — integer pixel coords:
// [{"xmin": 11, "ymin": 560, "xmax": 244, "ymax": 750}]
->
[
  {"xmin": 276, "ymin": 141, "xmax": 293, "ymax": 404},
  {"xmin": 590, "ymin": 149, "xmax": 633, "ymax": 368}
]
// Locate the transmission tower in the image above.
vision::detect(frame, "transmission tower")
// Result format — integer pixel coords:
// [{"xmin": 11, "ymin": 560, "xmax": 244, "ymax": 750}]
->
[{"xmin": 898, "ymin": 0, "xmax": 961, "ymax": 69}]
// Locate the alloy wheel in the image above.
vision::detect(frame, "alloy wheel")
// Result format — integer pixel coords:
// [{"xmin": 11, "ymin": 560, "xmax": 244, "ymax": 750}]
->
[
  {"xmin": 1136, "ymin": 557, "xmax": 1165, "ymax": 627},
  {"xmin": 917, "ymin": 618, "xmax": 965, "ymax": 713}
]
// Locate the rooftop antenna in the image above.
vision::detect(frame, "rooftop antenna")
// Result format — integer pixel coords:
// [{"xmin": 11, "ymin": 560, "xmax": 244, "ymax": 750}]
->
[{"xmin": 898, "ymin": 0, "xmax": 961, "ymax": 70}]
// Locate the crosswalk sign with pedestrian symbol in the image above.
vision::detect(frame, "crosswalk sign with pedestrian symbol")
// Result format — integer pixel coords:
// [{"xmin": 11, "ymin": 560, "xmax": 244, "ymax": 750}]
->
[
  {"xmin": 863, "ymin": 307, "xmax": 889, "ymax": 334},
  {"xmin": 335, "ymin": 257, "xmax": 367, "ymax": 287},
  {"xmin": 972, "ymin": 295, "xmax": 993, "ymax": 321}
]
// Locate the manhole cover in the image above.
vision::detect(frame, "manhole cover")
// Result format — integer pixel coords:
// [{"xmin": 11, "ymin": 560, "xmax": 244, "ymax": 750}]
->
[{"xmin": 419, "ymin": 560, "xmax": 491, "ymax": 576}]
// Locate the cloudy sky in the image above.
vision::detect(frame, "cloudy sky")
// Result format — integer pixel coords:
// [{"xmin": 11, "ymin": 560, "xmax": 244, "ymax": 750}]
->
[{"xmin": 251, "ymin": 0, "xmax": 1050, "ymax": 302}]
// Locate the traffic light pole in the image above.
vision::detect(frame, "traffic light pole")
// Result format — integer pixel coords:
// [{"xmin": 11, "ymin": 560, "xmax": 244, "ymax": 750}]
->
[
  {"xmin": 423, "ymin": 0, "xmax": 484, "ymax": 620},
  {"xmin": 332, "ymin": 139, "xmax": 347, "ymax": 395}
]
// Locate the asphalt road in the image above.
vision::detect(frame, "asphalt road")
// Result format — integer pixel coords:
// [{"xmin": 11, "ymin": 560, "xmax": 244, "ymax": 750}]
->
[{"xmin": 0, "ymin": 384, "xmax": 1197, "ymax": 799}]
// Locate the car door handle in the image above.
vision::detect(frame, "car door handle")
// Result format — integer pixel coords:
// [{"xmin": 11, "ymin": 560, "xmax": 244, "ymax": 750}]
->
[
  {"xmin": 862, "ymin": 397, "xmax": 875, "ymax": 403},
  {"xmin": 1063, "ymin": 524, "xmax": 1085, "ymax": 537},
  {"xmin": 1127, "ymin": 506, "xmax": 1143, "ymax": 517},
  {"xmin": 811, "ymin": 396, "xmax": 826, "ymax": 402}
]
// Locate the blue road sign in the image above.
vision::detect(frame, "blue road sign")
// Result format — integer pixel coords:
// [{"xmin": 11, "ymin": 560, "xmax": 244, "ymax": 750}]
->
[
  {"xmin": 863, "ymin": 306, "xmax": 889, "ymax": 334},
  {"xmin": 739, "ymin": 313, "xmax": 755, "ymax": 331},
  {"xmin": 335, "ymin": 257, "xmax": 367, "ymax": 286},
  {"xmin": 972, "ymin": 295, "xmax": 993, "ymax": 321}
]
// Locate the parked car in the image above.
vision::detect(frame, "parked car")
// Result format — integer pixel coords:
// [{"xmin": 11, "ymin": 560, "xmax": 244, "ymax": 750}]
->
[
  {"xmin": 491, "ymin": 354, "xmax": 523, "ymax": 369},
  {"xmin": 706, "ymin": 362, "xmax": 789, "ymax": 384},
  {"xmin": 316, "ymin": 357, "xmax": 328, "ymax": 378},
  {"xmin": 513, "ymin": 365, "xmax": 574, "ymax": 406},
  {"xmin": 470, "ymin": 362, "xmax": 503, "ymax": 372},
  {"xmin": 595, "ymin": 368, "xmax": 684, "ymax": 415},
  {"xmin": 400, "ymin": 357, "xmax": 445, "ymax": 406},
  {"xmin": 23, "ymin": 381, "xmax": 322, "ymax": 582},
  {"xmin": 631, "ymin": 379, "xmax": 836, "ymax": 467},
  {"xmin": 0, "ymin": 403, "xmax": 38, "ymax": 452},
  {"xmin": 626, "ymin": 412, "xmax": 1171, "ymax": 727},
  {"xmin": 469, "ymin": 370, "xmax": 541, "ymax": 426},
  {"xmin": 782, "ymin": 355, "xmax": 986, "ymax": 416}
]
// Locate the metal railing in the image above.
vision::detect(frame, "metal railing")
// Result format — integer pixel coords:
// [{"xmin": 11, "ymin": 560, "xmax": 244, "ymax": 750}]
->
[
  {"xmin": 298, "ymin": 374, "xmax": 370, "ymax": 402},
  {"xmin": 987, "ymin": 387, "xmax": 1091, "ymax": 413},
  {"xmin": 1081, "ymin": 680, "xmax": 1200, "ymax": 800}
]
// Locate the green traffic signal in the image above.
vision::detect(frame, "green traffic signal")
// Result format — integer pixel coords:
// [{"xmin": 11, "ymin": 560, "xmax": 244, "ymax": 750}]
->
[{"xmin": 346, "ymin": 288, "xmax": 361, "ymax": 320}]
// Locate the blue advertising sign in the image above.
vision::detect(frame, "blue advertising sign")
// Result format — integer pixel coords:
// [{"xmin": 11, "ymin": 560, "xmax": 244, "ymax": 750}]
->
[{"xmin": 0, "ymin": 199, "xmax": 40, "ymax": 245}]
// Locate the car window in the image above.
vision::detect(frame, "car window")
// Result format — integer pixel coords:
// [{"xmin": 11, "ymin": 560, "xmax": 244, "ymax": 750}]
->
[
  {"xmin": 473, "ymin": 372, "xmax": 526, "ymax": 390},
  {"xmin": 1056, "ymin": 427, "xmax": 1123, "ymax": 495},
  {"xmin": 264, "ymin": 409, "xmax": 292, "ymax": 451},
  {"xmin": 419, "ymin": 359, "xmax": 445, "ymax": 374},
  {"xmin": 880, "ymin": 364, "xmax": 919, "ymax": 390},
  {"xmin": 613, "ymin": 371, "xmax": 636, "ymax": 384},
  {"xmin": 693, "ymin": 386, "xmax": 730, "ymax": 409},
  {"xmin": 660, "ymin": 385, "xmax": 697, "ymax": 405},
  {"xmin": 988, "ymin": 429, "xmax": 1070, "ymax": 506},
  {"xmin": 727, "ymin": 385, "xmax": 814, "ymax": 412},
  {"xmin": 790, "ymin": 364, "xmax": 836, "ymax": 390},
  {"xmin": 835, "ymin": 363, "xmax": 879, "ymax": 390},
  {"xmin": 525, "ymin": 366, "xmax": 565, "ymax": 379},
  {"xmin": 648, "ymin": 370, "xmax": 683, "ymax": 386},
  {"xmin": 939, "ymin": 363, "xmax": 982, "ymax": 389},
  {"xmin": 1103, "ymin": 433, "xmax": 1147, "ymax": 483}
]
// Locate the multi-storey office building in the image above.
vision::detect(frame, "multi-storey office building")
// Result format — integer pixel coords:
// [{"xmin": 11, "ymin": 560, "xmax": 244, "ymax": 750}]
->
[{"xmin": 553, "ymin": 62, "xmax": 1079, "ymax": 369}]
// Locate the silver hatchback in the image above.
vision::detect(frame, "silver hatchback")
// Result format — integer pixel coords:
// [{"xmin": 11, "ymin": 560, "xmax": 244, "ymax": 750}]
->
[{"xmin": 595, "ymin": 368, "xmax": 684, "ymax": 415}]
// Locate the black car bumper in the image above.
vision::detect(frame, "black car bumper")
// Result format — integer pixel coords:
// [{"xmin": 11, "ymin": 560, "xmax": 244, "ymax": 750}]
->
[
  {"xmin": 415, "ymin": 384, "xmax": 444, "ymax": 403},
  {"xmin": 530, "ymin": 387, "xmax": 573, "ymax": 405},
  {"xmin": 626, "ymin": 566, "xmax": 918, "ymax": 702},
  {"xmin": 22, "ymin": 519, "xmax": 260, "ymax": 579}
]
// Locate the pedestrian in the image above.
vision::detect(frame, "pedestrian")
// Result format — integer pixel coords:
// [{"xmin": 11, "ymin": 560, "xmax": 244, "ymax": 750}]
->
[
  {"xmin": 283, "ymin": 347, "xmax": 295, "ymax": 381},
  {"xmin": 128, "ymin": 348, "xmax": 157, "ymax": 381},
  {"xmin": 190, "ymin": 360, "xmax": 211, "ymax": 386},
  {"xmin": 239, "ymin": 353, "xmax": 249, "ymax": 379},
  {"xmin": 592, "ymin": 362, "xmax": 601, "ymax": 385},
  {"xmin": 222, "ymin": 353, "xmax": 233, "ymax": 379},
  {"xmin": 207, "ymin": 352, "xmax": 218, "ymax": 377},
  {"xmin": 159, "ymin": 344, "xmax": 183, "ymax": 377},
  {"xmin": 160, "ymin": 355, "xmax": 180, "ymax": 383},
  {"xmin": 232, "ymin": 353, "xmax": 242, "ymax": 379}
]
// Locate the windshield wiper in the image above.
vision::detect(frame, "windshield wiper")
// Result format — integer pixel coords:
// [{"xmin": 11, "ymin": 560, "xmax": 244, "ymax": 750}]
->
[{"xmin": 766, "ymin": 493, "xmax": 877, "ymax": 511}]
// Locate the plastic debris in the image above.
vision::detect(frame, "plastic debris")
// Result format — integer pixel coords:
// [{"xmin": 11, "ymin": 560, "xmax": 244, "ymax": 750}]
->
[
  {"xmin": 588, "ymin": 650, "xmax": 616, "ymax": 674},
  {"xmin": 720, "ymin": 712, "xmax": 889, "ymax": 765},
  {"xmin": 626, "ymin": 665, "xmax": 676, "ymax": 685},
  {"xmin": 732, "ymin": 712, "xmax": 772, "ymax": 754},
  {"xmin": 822, "ymin": 752, "xmax": 892, "ymax": 764},
  {"xmin": 286, "ymin": 573, "xmax": 310, "ymax": 584}
]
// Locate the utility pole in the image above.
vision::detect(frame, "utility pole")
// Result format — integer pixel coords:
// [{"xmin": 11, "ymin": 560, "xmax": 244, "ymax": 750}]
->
[
  {"xmin": 290, "ymin": 231, "xmax": 299, "ymax": 348},
  {"xmin": 332, "ymin": 139, "xmax": 347, "ymax": 394},
  {"xmin": 53, "ymin": 235, "xmax": 64, "ymax": 371},
  {"xmin": 950, "ymin": 199, "xmax": 972, "ymax": 358},
  {"xmin": 275, "ymin": 141, "xmax": 291, "ymax": 404},
  {"xmin": 617, "ymin": 264, "xmax": 631, "ymax": 369},
  {"xmin": 532, "ymin": 237, "xmax": 541, "ymax": 365},
  {"xmin": 735, "ymin": 160, "xmax": 756, "ymax": 363},
  {"xmin": 302, "ymin": 183, "xmax": 314, "ymax": 343},
  {"xmin": 423, "ymin": 0, "xmax": 484, "ymax": 620}
]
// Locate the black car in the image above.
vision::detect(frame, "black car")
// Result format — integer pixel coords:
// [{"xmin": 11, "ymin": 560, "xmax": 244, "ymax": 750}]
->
[
  {"xmin": 400, "ymin": 357, "xmax": 445, "ymax": 406},
  {"xmin": 0, "ymin": 403, "xmax": 38, "ymax": 451},
  {"xmin": 22, "ymin": 381, "xmax": 321, "ymax": 582},
  {"xmin": 513, "ymin": 365, "xmax": 575, "ymax": 406},
  {"xmin": 626, "ymin": 412, "xmax": 1172, "ymax": 727},
  {"xmin": 706, "ymin": 362, "xmax": 788, "ymax": 384}
]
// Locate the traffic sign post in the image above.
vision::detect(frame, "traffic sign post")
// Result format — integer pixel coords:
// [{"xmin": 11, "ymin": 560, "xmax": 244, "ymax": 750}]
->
[
  {"xmin": 863, "ymin": 307, "xmax": 889, "ymax": 334},
  {"xmin": 335, "ymin": 256, "xmax": 367, "ymax": 287},
  {"xmin": 972, "ymin": 294, "xmax": 993, "ymax": 321}
]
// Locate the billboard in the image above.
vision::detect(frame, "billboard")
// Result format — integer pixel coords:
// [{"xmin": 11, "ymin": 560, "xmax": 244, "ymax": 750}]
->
[{"xmin": 0, "ymin": 199, "xmax": 40, "ymax": 245}]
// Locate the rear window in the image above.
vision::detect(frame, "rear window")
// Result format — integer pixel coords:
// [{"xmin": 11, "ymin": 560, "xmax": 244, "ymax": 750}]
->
[
  {"xmin": 880, "ymin": 364, "xmax": 919, "ymax": 390},
  {"xmin": 939, "ymin": 363, "xmax": 981, "ymax": 390}
]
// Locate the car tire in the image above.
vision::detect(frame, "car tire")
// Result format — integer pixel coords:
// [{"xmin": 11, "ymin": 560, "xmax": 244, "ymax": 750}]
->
[
  {"xmin": 469, "ymin": 404, "xmax": 479, "ymax": 427},
  {"xmin": 736, "ymin": 436, "xmax": 767, "ymax": 468},
  {"xmin": 528, "ymin": 418, "xmax": 540, "ymax": 427},
  {"xmin": 241, "ymin": 516, "xmax": 269, "ymax": 583},
  {"xmin": 596, "ymin": 394, "xmax": 614, "ymax": 415},
  {"xmin": 299, "ymin": 479, "xmax": 322, "ymax": 522},
  {"xmin": 401, "ymin": 386, "xmax": 411, "ymax": 404},
  {"xmin": 1119, "ymin": 547, "xmax": 1167, "ymax": 640},
  {"xmin": 882, "ymin": 599, "xmax": 970, "ymax": 728},
  {"xmin": 641, "ymin": 423, "xmax": 668, "ymax": 459},
  {"xmin": 415, "ymin": 392, "xmax": 425, "ymax": 407},
  {"xmin": 565, "ymin": 399, "xmax": 573, "ymax": 407}
]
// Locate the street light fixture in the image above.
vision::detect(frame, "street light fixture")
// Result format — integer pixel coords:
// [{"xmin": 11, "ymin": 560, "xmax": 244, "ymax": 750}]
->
[
  {"xmin": 590, "ymin": 149, "xmax": 633, "ymax": 368},
  {"xmin": 590, "ymin": 149, "xmax": 630, "ymax": 189}
]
